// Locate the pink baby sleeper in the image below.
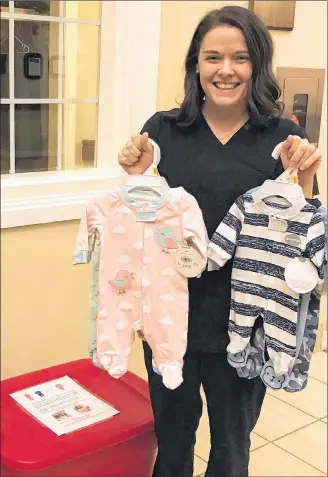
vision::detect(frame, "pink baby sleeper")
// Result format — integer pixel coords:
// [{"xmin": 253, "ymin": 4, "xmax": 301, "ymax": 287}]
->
[{"xmin": 74, "ymin": 185, "xmax": 208, "ymax": 389}]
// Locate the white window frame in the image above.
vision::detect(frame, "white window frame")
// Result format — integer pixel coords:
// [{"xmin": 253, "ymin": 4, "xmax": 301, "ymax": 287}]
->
[{"xmin": 1, "ymin": 1, "xmax": 162, "ymax": 228}]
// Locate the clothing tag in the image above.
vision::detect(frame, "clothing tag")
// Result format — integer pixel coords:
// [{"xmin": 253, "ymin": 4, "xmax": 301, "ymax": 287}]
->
[
  {"xmin": 136, "ymin": 209, "xmax": 157, "ymax": 222},
  {"xmin": 268, "ymin": 217, "xmax": 288, "ymax": 232},
  {"xmin": 285, "ymin": 233, "xmax": 302, "ymax": 247},
  {"xmin": 285, "ymin": 257, "xmax": 319, "ymax": 293},
  {"xmin": 175, "ymin": 243, "xmax": 204, "ymax": 278}
]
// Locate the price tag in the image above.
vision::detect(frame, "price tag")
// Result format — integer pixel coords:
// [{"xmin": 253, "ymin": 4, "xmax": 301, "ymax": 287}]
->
[{"xmin": 175, "ymin": 243, "xmax": 204, "ymax": 278}]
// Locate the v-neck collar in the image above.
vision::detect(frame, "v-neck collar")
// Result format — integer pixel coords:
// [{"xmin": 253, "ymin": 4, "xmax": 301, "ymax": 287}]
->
[{"xmin": 201, "ymin": 113, "xmax": 251, "ymax": 147}]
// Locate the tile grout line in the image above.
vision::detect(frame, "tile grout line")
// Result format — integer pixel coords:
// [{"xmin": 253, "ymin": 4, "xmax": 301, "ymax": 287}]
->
[
  {"xmin": 306, "ymin": 373, "xmax": 327, "ymax": 385},
  {"xmin": 252, "ymin": 430, "xmax": 269, "ymax": 441},
  {"xmin": 250, "ymin": 441, "xmax": 271, "ymax": 453},
  {"xmin": 250, "ymin": 423, "xmax": 326, "ymax": 475},
  {"xmin": 271, "ymin": 441, "xmax": 326, "ymax": 475},
  {"xmin": 196, "ymin": 439, "xmax": 326, "ymax": 476},
  {"xmin": 270, "ymin": 417, "xmax": 322, "ymax": 444},
  {"xmin": 201, "ymin": 398, "xmax": 326, "ymax": 445},
  {"xmin": 265, "ymin": 390, "xmax": 326, "ymax": 420},
  {"xmin": 251, "ymin": 420, "xmax": 322, "ymax": 454},
  {"xmin": 194, "ymin": 452, "xmax": 208, "ymax": 464},
  {"xmin": 205, "ymin": 377, "xmax": 326, "ymax": 418},
  {"xmin": 200, "ymin": 386, "xmax": 327, "ymax": 472},
  {"xmin": 270, "ymin": 419, "xmax": 326, "ymax": 475},
  {"xmin": 195, "ymin": 422, "xmax": 326, "ymax": 473}
]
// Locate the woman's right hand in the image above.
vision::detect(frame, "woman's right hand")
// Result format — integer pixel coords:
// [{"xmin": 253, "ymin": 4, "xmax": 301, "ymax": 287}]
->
[{"xmin": 118, "ymin": 132, "xmax": 154, "ymax": 175}]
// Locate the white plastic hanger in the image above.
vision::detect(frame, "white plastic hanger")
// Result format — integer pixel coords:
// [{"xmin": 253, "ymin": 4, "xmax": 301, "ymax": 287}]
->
[
  {"xmin": 123, "ymin": 139, "xmax": 169, "ymax": 189},
  {"xmin": 253, "ymin": 168, "xmax": 303, "ymax": 206}
]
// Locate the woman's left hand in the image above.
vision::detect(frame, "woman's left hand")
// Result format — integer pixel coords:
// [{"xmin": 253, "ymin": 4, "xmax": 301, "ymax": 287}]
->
[{"xmin": 280, "ymin": 135, "xmax": 322, "ymax": 182}]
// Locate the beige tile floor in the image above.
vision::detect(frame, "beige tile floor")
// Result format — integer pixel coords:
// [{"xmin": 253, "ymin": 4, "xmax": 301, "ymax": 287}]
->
[
  {"xmin": 128, "ymin": 341, "xmax": 327, "ymax": 476},
  {"xmin": 199, "ymin": 351, "xmax": 327, "ymax": 477}
]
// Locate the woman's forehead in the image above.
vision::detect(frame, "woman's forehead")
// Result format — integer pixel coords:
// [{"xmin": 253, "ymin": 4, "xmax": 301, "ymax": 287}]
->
[{"xmin": 200, "ymin": 25, "xmax": 248, "ymax": 52}]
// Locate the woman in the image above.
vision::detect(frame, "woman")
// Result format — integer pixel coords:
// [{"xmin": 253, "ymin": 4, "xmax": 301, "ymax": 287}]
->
[{"xmin": 118, "ymin": 6, "xmax": 322, "ymax": 477}]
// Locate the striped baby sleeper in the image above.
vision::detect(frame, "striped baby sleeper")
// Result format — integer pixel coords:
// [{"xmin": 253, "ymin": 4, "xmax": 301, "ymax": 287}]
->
[{"xmin": 208, "ymin": 189, "xmax": 326, "ymax": 376}]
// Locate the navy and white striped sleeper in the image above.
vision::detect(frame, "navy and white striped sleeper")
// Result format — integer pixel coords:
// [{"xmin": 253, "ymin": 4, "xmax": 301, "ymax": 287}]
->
[{"xmin": 208, "ymin": 189, "xmax": 326, "ymax": 376}]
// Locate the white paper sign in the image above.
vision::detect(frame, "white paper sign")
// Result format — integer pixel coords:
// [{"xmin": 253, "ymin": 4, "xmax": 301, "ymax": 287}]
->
[{"xmin": 10, "ymin": 375, "xmax": 119, "ymax": 436}]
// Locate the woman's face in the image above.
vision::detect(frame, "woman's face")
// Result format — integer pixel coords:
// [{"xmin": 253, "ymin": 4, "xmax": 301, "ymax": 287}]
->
[{"xmin": 197, "ymin": 25, "xmax": 252, "ymax": 110}]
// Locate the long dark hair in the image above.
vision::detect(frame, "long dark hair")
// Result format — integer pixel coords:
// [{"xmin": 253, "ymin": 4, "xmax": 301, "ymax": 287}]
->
[{"xmin": 176, "ymin": 6, "xmax": 283, "ymax": 127}]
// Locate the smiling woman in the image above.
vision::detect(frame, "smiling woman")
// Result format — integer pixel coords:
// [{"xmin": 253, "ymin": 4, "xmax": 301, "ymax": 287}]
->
[{"xmin": 117, "ymin": 5, "xmax": 324, "ymax": 477}]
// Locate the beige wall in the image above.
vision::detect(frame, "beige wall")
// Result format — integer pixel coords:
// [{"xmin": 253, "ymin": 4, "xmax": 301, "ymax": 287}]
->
[
  {"xmin": 1, "ymin": 1, "xmax": 326, "ymax": 381},
  {"xmin": 1, "ymin": 222, "xmax": 89, "ymax": 379}
]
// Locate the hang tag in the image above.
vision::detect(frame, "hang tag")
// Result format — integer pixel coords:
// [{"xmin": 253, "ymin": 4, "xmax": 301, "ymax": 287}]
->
[
  {"xmin": 136, "ymin": 209, "xmax": 157, "ymax": 222},
  {"xmin": 268, "ymin": 217, "xmax": 288, "ymax": 232},
  {"xmin": 175, "ymin": 243, "xmax": 204, "ymax": 278},
  {"xmin": 285, "ymin": 257, "xmax": 319, "ymax": 293}
]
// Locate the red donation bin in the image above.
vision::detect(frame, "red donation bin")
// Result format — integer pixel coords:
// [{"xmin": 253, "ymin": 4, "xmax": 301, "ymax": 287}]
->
[{"xmin": 0, "ymin": 359, "xmax": 157, "ymax": 476}]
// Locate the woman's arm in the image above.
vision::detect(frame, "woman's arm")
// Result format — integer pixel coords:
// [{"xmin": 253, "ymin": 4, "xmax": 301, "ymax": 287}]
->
[{"xmin": 299, "ymin": 176, "xmax": 315, "ymax": 199}]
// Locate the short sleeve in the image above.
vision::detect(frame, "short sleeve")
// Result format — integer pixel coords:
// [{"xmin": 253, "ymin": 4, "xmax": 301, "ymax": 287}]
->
[
  {"xmin": 180, "ymin": 191, "xmax": 209, "ymax": 267},
  {"xmin": 140, "ymin": 112, "xmax": 163, "ymax": 143},
  {"xmin": 73, "ymin": 203, "xmax": 99, "ymax": 264}
]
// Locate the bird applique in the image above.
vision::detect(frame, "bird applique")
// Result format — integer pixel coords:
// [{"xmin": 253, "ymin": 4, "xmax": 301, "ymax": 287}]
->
[
  {"xmin": 155, "ymin": 227, "xmax": 179, "ymax": 253},
  {"xmin": 109, "ymin": 270, "xmax": 134, "ymax": 294}
]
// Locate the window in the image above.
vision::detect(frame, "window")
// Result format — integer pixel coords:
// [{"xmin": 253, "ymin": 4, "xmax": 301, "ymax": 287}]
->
[
  {"xmin": 1, "ymin": 1, "xmax": 162, "ymax": 228},
  {"xmin": 0, "ymin": 0, "xmax": 100, "ymax": 174}
]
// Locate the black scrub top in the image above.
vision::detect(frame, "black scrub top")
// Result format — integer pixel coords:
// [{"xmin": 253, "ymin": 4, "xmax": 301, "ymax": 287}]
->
[{"xmin": 141, "ymin": 109, "xmax": 319, "ymax": 353}]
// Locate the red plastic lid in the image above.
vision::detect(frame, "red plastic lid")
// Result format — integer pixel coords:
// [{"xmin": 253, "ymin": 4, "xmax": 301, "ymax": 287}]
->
[{"xmin": 1, "ymin": 359, "xmax": 154, "ymax": 471}]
